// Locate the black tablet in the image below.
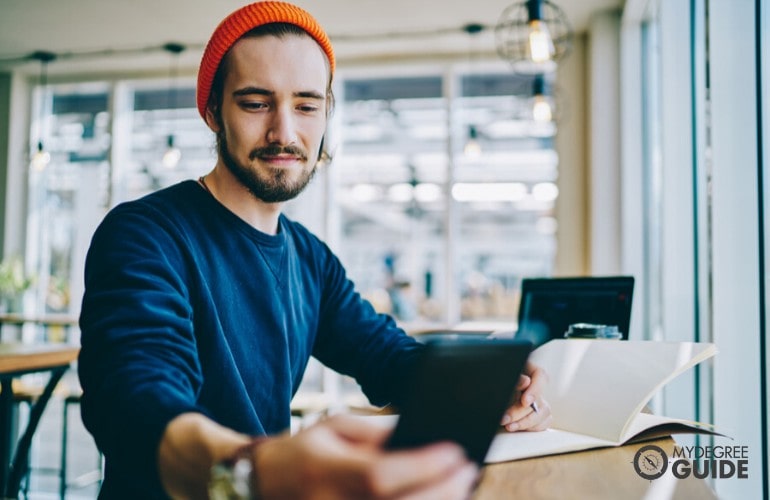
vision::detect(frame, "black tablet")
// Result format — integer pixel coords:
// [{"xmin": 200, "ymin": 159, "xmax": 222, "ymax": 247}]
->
[{"xmin": 386, "ymin": 337, "xmax": 533, "ymax": 464}]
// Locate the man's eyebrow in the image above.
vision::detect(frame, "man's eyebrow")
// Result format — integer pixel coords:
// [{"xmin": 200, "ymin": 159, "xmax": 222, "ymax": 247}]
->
[
  {"xmin": 232, "ymin": 87, "xmax": 325, "ymax": 100},
  {"xmin": 295, "ymin": 90, "xmax": 325, "ymax": 100},
  {"xmin": 232, "ymin": 87, "xmax": 272, "ymax": 97}
]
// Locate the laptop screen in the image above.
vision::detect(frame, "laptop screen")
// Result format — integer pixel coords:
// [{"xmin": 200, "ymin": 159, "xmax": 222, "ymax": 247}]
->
[{"xmin": 516, "ymin": 276, "xmax": 634, "ymax": 345}]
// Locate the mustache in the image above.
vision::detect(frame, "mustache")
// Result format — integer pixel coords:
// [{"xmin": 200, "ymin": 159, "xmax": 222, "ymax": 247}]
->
[{"xmin": 249, "ymin": 144, "xmax": 308, "ymax": 161}]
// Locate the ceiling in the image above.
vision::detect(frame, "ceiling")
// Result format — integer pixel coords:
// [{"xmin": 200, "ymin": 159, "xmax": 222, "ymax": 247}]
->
[{"xmin": 0, "ymin": 0, "xmax": 623, "ymax": 77}]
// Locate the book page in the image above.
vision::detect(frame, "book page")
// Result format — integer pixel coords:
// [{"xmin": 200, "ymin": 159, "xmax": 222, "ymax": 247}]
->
[
  {"xmin": 620, "ymin": 412, "xmax": 722, "ymax": 442},
  {"xmin": 483, "ymin": 413, "xmax": 721, "ymax": 463},
  {"xmin": 530, "ymin": 339, "xmax": 716, "ymax": 442},
  {"xmin": 484, "ymin": 428, "xmax": 617, "ymax": 463}
]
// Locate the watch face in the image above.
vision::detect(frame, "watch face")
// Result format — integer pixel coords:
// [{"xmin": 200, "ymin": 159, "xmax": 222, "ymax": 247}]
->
[
  {"xmin": 633, "ymin": 444, "xmax": 669, "ymax": 480},
  {"xmin": 209, "ymin": 458, "xmax": 252, "ymax": 500}
]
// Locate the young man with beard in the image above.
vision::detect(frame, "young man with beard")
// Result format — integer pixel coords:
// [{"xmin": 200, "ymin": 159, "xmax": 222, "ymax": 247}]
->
[{"xmin": 78, "ymin": 2, "xmax": 551, "ymax": 498}]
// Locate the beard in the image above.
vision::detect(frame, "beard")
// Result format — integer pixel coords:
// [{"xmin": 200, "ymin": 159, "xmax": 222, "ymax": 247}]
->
[{"xmin": 216, "ymin": 129, "xmax": 317, "ymax": 203}]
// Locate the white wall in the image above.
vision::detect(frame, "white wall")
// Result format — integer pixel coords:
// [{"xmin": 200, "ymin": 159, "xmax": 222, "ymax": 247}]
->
[
  {"xmin": 554, "ymin": 34, "xmax": 588, "ymax": 276},
  {"xmin": 587, "ymin": 10, "xmax": 622, "ymax": 276},
  {"xmin": 2, "ymin": 73, "xmax": 30, "ymax": 259}
]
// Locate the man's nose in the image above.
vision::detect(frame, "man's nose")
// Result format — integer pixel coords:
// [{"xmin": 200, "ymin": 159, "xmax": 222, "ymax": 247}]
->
[{"xmin": 266, "ymin": 106, "xmax": 297, "ymax": 145}]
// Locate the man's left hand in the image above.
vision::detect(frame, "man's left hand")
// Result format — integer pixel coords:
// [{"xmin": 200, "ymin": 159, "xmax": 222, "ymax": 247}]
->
[{"xmin": 500, "ymin": 361, "xmax": 552, "ymax": 432}]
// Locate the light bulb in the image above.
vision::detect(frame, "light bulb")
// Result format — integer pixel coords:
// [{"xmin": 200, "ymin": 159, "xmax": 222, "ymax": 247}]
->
[
  {"xmin": 31, "ymin": 141, "xmax": 50, "ymax": 171},
  {"xmin": 532, "ymin": 95, "xmax": 553, "ymax": 123},
  {"xmin": 162, "ymin": 147, "xmax": 181, "ymax": 169},
  {"xmin": 527, "ymin": 20, "xmax": 555, "ymax": 63},
  {"xmin": 463, "ymin": 125, "xmax": 482, "ymax": 158},
  {"xmin": 162, "ymin": 135, "xmax": 181, "ymax": 169},
  {"xmin": 464, "ymin": 139, "xmax": 482, "ymax": 158}
]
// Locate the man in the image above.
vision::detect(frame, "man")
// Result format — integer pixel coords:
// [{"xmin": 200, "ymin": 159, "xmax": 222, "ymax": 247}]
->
[{"xmin": 78, "ymin": 2, "xmax": 551, "ymax": 498}]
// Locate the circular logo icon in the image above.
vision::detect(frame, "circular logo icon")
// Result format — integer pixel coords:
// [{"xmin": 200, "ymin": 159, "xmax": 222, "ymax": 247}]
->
[{"xmin": 633, "ymin": 444, "xmax": 668, "ymax": 480}]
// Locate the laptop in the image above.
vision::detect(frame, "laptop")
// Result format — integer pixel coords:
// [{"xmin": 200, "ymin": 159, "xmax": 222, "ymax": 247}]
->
[{"xmin": 515, "ymin": 276, "xmax": 634, "ymax": 346}]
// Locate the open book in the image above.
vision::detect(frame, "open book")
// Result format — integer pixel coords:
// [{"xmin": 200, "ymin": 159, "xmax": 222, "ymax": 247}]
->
[{"xmin": 485, "ymin": 339, "xmax": 718, "ymax": 463}]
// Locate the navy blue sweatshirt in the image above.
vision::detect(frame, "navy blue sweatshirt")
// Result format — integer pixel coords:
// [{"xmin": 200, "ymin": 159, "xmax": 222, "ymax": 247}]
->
[{"xmin": 78, "ymin": 180, "xmax": 422, "ymax": 498}]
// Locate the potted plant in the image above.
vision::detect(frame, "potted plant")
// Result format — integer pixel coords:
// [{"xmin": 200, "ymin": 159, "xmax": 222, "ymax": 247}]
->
[{"xmin": 0, "ymin": 255, "xmax": 33, "ymax": 313}]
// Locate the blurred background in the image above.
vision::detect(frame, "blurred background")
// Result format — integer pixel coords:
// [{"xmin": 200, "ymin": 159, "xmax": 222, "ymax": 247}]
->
[{"xmin": 0, "ymin": 0, "xmax": 767, "ymax": 498}]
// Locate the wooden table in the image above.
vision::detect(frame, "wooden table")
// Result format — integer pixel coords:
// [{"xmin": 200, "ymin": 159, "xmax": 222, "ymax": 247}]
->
[
  {"xmin": 0, "ymin": 314, "xmax": 79, "ymax": 343},
  {"xmin": 0, "ymin": 314, "xmax": 78, "ymax": 328},
  {"xmin": 0, "ymin": 343, "xmax": 79, "ymax": 498},
  {"xmin": 474, "ymin": 436, "xmax": 717, "ymax": 499}
]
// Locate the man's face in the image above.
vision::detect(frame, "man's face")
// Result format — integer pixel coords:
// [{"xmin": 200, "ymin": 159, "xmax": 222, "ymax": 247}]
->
[{"xmin": 212, "ymin": 34, "xmax": 329, "ymax": 203}]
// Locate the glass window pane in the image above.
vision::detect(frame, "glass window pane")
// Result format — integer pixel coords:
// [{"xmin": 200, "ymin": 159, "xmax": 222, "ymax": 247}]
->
[
  {"xmin": 116, "ymin": 79, "xmax": 214, "ymax": 204},
  {"xmin": 454, "ymin": 73, "xmax": 558, "ymax": 325},
  {"xmin": 336, "ymin": 76, "xmax": 448, "ymax": 327},
  {"xmin": 27, "ymin": 83, "xmax": 111, "ymax": 316}
]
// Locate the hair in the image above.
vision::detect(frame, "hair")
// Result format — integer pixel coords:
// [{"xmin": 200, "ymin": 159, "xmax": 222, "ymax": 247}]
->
[{"xmin": 206, "ymin": 22, "xmax": 335, "ymax": 164}]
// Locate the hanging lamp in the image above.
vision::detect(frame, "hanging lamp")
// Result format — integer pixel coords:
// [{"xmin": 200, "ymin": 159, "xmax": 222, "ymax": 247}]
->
[
  {"xmin": 161, "ymin": 42, "xmax": 185, "ymax": 169},
  {"xmin": 30, "ymin": 51, "xmax": 56, "ymax": 171},
  {"xmin": 495, "ymin": 0, "xmax": 572, "ymax": 75},
  {"xmin": 463, "ymin": 125, "xmax": 482, "ymax": 157},
  {"xmin": 527, "ymin": 74, "xmax": 561, "ymax": 138},
  {"xmin": 531, "ymin": 74, "xmax": 554, "ymax": 123},
  {"xmin": 461, "ymin": 23, "xmax": 484, "ymax": 158}
]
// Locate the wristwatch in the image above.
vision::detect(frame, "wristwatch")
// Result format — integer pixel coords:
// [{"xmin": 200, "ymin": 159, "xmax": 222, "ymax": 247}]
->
[
  {"xmin": 209, "ymin": 456, "xmax": 252, "ymax": 500},
  {"xmin": 208, "ymin": 438, "xmax": 266, "ymax": 500}
]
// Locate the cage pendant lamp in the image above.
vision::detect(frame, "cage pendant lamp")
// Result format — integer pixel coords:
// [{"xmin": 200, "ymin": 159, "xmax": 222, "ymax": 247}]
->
[
  {"xmin": 495, "ymin": 0, "xmax": 572, "ymax": 75},
  {"xmin": 30, "ymin": 51, "xmax": 56, "ymax": 171}
]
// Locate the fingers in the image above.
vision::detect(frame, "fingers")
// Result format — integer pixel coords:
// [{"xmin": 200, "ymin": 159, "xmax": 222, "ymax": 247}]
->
[
  {"xmin": 257, "ymin": 416, "xmax": 477, "ymax": 500},
  {"xmin": 501, "ymin": 397, "xmax": 552, "ymax": 432},
  {"xmin": 396, "ymin": 462, "xmax": 479, "ymax": 500},
  {"xmin": 515, "ymin": 373, "xmax": 531, "ymax": 391},
  {"xmin": 511, "ymin": 398, "xmax": 552, "ymax": 431},
  {"xmin": 322, "ymin": 414, "xmax": 393, "ymax": 447},
  {"xmin": 520, "ymin": 361, "xmax": 548, "ymax": 408},
  {"xmin": 368, "ymin": 442, "xmax": 470, "ymax": 497},
  {"xmin": 501, "ymin": 362, "xmax": 552, "ymax": 432}
]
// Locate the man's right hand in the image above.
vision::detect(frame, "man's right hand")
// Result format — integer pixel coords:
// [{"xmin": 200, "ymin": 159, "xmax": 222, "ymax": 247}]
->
[{"xmin": 253, "ymin": 414, "xmax": 479, "ymax": 499}]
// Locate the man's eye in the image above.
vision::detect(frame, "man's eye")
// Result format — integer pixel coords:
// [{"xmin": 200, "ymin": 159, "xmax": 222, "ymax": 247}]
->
[
  {"xmin": 298, "ymin": 105, "xmax": 319, "ymax": 113},
  {"xmin": 241, "ymin": 101, "xmax": 268, "ymax": 110}
]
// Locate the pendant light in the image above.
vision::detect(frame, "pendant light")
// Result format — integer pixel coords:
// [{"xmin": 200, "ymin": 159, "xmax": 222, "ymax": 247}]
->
[
  {"xmin": 30, "ymin": 51, "xmax": 56, "ymax": 171},
  {"xmin": 527, "ymin": 74, "xmax": 560, "ymax": 138},
  {"xmin": 524, "ymin": 1, "xmax": 555, "ymax": 65},
  {"xmin": 161, "ymin": 43, "xmax": 185, "ymax": 169},
  {"xmin": 462, "ymin": 23, "xmax": 484, "ymax": 158},
  {"xmin": 495, "ymin": 0, "xmax": 572, "ymax": 75},
  {"xmin": 531, "ymin": 75, "xmax": 553, "ymax": 123},
  {"xmin": 463, "ymin": 125, "xmax": 482, "ymax": 158}
]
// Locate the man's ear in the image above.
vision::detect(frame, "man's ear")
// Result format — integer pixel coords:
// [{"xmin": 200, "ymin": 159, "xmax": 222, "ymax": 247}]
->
[
  {"xmin": 317, "ymin": 134, "xmax": 333, "ymax": 165},
  {"xmin": 204, "ymin": 106, "xmax": 221, "ymax": 133}
]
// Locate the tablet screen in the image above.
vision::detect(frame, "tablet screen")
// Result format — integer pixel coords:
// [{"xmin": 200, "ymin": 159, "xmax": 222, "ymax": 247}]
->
[{"xmin": 386, "ymin": 337, "xmax": 533, "ymax": 463}]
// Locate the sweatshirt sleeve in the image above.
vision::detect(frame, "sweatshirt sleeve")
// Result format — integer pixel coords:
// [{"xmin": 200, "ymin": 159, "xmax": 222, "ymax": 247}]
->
[
  {"xmin": 311, "ymin": 246, "xmax": 424, "ymax": 407},
  {"xmin": 78, "ymin": 204, "xmax": 204, "ymax": 498}
]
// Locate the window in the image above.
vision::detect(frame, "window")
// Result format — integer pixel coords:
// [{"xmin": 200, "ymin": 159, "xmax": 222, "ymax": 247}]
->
[
  {"xmin": 25, "ymin": 78, "xmax": 215, "ymax": 317},
  {"xmin": 334, "ymin": 68, "xmax": 559, "ymax": 330},
  {"xmin": 27, "ymin": 84, "xmax": 111, "ymax": 315},
  {"xmin": 623, "ymin": 0, "xmax": 766, "ymax": 496},
  {"xmin": 119, "ymin": 81, "xmax": 212, "ymax": 204},
  {"xmin": 24, "ymin": 66, "xmax": 563, "ymax": 411},
  {"xmin": 335, "ymin": 76, "xmax": 448, "ymax": 326}
]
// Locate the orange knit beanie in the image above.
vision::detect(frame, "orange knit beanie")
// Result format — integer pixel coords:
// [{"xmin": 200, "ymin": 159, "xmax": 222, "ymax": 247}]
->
[{"xmin": 196, "ymin": 1, "xmax": 335, "ymax": 119}]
